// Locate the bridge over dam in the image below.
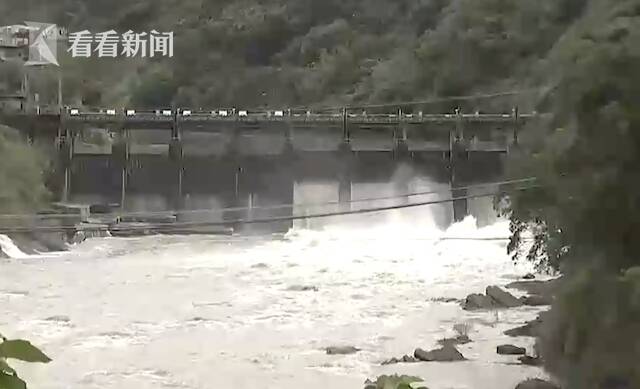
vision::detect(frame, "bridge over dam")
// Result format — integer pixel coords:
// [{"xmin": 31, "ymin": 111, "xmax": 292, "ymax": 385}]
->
[{"xmin": 1, "ymin": 108, "xmax": 538, "ymax": 231}]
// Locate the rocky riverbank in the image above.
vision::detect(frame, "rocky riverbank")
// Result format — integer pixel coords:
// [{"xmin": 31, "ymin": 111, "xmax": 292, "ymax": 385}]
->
[{"xmin": 360, "ymin": 275, "xmax": 563, "ymax": 389}]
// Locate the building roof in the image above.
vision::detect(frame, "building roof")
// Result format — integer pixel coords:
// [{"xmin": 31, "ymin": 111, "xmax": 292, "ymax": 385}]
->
[{"xmin": 0, "ymin": 25, "xmax": 29, "ymax": 48}]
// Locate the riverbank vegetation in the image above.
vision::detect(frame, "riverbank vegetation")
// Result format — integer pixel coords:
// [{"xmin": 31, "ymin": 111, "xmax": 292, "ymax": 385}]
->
[
  {"xmin": 504, "ymin": 0, "xmax": 640, "ymax": 387},
  {"xmin": 0, "ymin": 127, "xmax": 53, "ymax": 389},
  {"xmin": 0, "ymin": 126, "xmax": 50, "ymax": 214}
]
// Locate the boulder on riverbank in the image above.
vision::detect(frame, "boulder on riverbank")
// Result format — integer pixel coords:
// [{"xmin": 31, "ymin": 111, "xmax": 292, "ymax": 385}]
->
[
  {"xmin": 518, "ymin": 355, "xmax": 543, "ymax": 366},
  {"xmin": 463, "ymin": 293, "xmax": 497, "ymax": 310},
  {"xmin": 515, "ymin": 378, "xmax": 560, "ymax": 389},
  {"xmin": 463, "ymin": 286, "xmax": 522, "ymax": 310},
  {"xmin": 521, "ymin": 294, "xmax": 553, "ymax": 306},
  {"xmin": 506, "ymin": 278, "xmax": 562, "ymax": 299},
  {"xmin": 504, "ymin": 313, "xmax": 546, "ymax": 337},
  {"xmin": 414, "ymin": 344, "xmax": 465, "ymax": 362},
  {"xmin": 504, "ymin": 321, "xmax": 540, "ymax": 337},
  {"xmin": 383, "ymin": 331, "xmax": 471, "ymax": 365},
  {"xmin": 487, "ymin": 286, "xmax": 523, "ymax": 308},
  {"xmin": 497, "ymin": 344, "xmax": 527, "ymax": 355}
]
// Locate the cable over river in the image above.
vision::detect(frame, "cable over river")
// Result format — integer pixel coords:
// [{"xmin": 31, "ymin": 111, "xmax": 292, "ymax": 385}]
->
[{"xmin": 0, "ymin": 199, "xmax": 550, "ymax": 389}]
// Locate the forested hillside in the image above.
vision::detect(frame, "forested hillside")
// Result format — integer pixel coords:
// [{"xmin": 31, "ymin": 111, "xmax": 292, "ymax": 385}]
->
[{"xmin": 2, "ymin": 0, "xmax": 588, "ymax": 109}]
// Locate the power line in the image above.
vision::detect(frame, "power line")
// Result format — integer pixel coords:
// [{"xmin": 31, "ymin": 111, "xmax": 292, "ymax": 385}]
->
[
  {"xmin": 0, "ymin": 177, "xmax": 538, "ymax": 220},
  {"xmin": 0, "ymin": 184, "xmax": 539, "ymax": 234}
]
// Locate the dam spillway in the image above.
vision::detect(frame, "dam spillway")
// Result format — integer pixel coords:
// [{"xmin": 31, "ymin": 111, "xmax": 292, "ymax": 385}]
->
[{"xmin": 2, "ymin": 109, "xmax": 532, "ymax": 232}]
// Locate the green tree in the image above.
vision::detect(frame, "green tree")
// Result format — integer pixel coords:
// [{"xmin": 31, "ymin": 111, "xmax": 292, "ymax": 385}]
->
[
  {"xmin": 503, "ymin": 1, "xmax": 640, "ymax": 387},
  {"xmin": 129, "ymin": 67, "xmax": 178, "ymax": 108},
  {"xmin": 506, "ymin": 0, "xmax": 640, "ymax": 273},
  {"xmin": 0, "ymin": 334, "xmax": 51, "ymax": 389}
]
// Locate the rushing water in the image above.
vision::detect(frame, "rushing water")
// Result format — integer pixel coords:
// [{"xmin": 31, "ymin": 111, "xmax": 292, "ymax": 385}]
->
[{"xmin": 0, "ymin": 180, "xmax": 549, "ymax": 389}]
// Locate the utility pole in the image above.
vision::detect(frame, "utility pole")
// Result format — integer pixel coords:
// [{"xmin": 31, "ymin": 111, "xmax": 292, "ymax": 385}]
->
[
  {"xmin": 57, "ymin": 67, "xmax": 62, "ymax": 113},
  {"xmin": 22, "ymin": 71, "xmax": 29, "ymax": 112}
]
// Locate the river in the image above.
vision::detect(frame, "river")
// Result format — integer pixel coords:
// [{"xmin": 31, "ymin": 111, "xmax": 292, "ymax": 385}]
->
[{"xmin": 0, "ymin": 181, "xmax": 549, "ymax": 389}]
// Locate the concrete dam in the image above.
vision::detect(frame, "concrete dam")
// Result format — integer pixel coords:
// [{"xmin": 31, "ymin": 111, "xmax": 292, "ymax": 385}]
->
[{"xmin": 2, "ymin": 108, "xmax": 534, "ymax": 232}]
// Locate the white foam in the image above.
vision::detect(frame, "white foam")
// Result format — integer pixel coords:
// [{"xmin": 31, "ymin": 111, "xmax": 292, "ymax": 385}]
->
[
  {"xmin": 0, "ymin": 182, "xmax": 544, "ymax": 389},
  {"xmin": 0, "ymin": 234, "xmax": 30, "ymax": 259},
  {"xmin": 0, "ymin": 234, "xmax": 68, "ymax": 259}
]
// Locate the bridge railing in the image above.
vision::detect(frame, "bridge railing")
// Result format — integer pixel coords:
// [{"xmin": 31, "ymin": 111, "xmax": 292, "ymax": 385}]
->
[{"xmin": 16, "ymin": 106, "xmax": 538, "ymax": 126}]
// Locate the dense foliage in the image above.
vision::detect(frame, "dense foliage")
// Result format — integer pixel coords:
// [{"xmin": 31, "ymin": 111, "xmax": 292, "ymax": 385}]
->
[
  {"xmin": 1, "ymin": 0, "xmax": 587, "ymax": 110},
  {"xmin": 0, "ymin": 127, "xmax": 50, "ymax": 214},
  {"xmin": 503, "ymin": 0, "xmax": 640, "ymax": 387}
]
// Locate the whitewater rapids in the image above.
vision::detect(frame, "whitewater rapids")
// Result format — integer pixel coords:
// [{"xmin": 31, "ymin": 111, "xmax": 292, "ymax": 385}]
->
[{"xmin": 0, "ymin": 212, "xmax": 550, "ymax": 389}]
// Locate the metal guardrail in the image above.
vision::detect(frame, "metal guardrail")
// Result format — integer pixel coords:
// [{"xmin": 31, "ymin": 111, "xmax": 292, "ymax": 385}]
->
[
  {"xmin": 60, "ymin": 111, "xmax": 536, "ymax": 123},
  {"xmin": 1, "ymin": 109, "xmax": 539, "ymax": 136}
]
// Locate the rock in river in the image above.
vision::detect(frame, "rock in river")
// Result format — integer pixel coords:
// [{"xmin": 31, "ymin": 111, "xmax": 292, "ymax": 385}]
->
[
  {"xmin": 504, "ymin": 322, "xmax": 539, "ymax": 337},
  {"xmin": 504, "ymin": 314, "xmax": 546, "ymax": 337},
  {"xmin": 287, "ymin": 285, "xmax": 318, "ymax": 292},
  {"xmin": 521, "ymin": 294, "xmax": 553, "ymax": 306},
  {"xmin": 463, "ymin": 286, "xmax": 522, "ymax": 310},
  {"xmin": 518, "ymin": 355, "xmax": 543, "ymax": 366},
  {"xmin": 496, "ymin": 344, "xmax": 527, "ymax": 355},
  {"xmin": 437, "ymin": 334, "xmax": 471, "ymax": 347},
  {"xmin": 381, "ymin": 355, "xmax": 419, "ymax": 365},
  {"xmin": 486, "ymin": 286, "xmax": 523, "ymax": 308},
  {"xmin": 326, "ymin": 346, "xmax": 360, "ymax": 355},
  {"xmin": 44, "ymin": 315, "xmax": 71, "ymax": 323},
  {"xmin": 463, "ymin": 293, "xmax": 498, "ymax": 310},
  {"xmin": 414, "ymin": 344, "xmax": 465, "ymax": 362},
  {"xmin": 506, "ymin": 279, "xmax": 562, "ymax": 298},
  {"xmin": 515, "ymin": 379, "xmax": 560, "ymax": 389}
]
